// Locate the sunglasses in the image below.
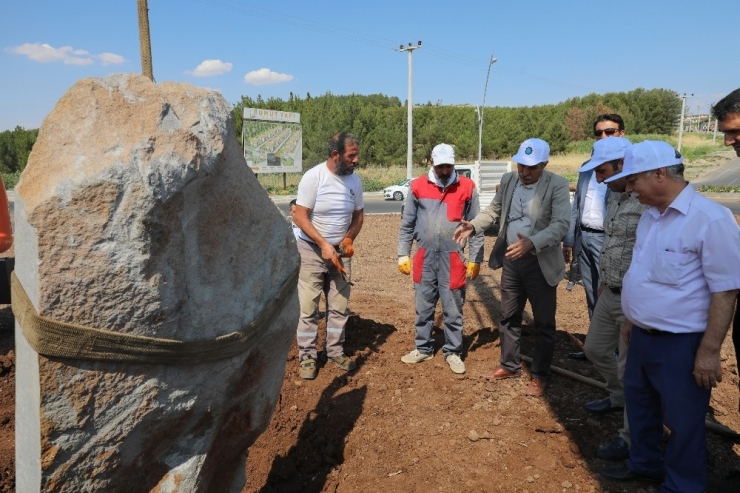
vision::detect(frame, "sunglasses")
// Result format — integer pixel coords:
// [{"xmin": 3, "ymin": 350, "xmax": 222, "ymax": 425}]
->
[{"xmin": 594, "ymin": 128, "xmax": 620, "ymax": 137}]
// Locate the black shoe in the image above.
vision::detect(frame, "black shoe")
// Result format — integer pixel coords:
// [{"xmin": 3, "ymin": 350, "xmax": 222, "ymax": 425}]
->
[
  {"xmin": 600, "ymin": 463, "xmax": 662, "ymax": 483},
  {"xmin": 567, "ymin": 351, "xmax": 588, "ymax": 361},
  {"xmin": 583, "ymin": 397, "xmax": 624, "ymax": 415},
  {"xmin": 597, "ymin": 437, "xmax": 629, "ymax": 461}
]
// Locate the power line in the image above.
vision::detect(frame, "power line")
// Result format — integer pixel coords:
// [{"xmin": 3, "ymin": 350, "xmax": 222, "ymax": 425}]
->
[{"xmin": 194, "ymin": 0, "xmax": 588, "ymax": 92}]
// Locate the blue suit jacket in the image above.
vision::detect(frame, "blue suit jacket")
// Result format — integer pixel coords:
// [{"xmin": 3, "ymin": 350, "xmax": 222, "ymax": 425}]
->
[{"xmin": 563, "ymin": 169, "xmax": 609, "ymax": 256}]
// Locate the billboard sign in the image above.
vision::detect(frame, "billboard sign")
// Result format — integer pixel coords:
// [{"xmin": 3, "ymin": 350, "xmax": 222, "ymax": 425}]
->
[{"xmin": 242, "ymin": 108, "xmax": 302, "ymax": 173}]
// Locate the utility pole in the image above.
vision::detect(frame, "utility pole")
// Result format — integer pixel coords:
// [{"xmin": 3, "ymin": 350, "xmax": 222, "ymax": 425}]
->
[
  {"xmin": 137, "ymin": 0, "xmax": 154, "ymax": 81},
  {"xmin": 477, "ymin": 54, "xmax": 497, "ymax": 163},
  {"xmin": 399, "ymin": 41, "xmax": 421, "ymax": 180},
  {"xmin": 713, "ymin": 117, "xmax": 718, "ymax": 144},
  {"xmin": 677, "ymin": 93, "xmax": 692, "ymax": 152}
]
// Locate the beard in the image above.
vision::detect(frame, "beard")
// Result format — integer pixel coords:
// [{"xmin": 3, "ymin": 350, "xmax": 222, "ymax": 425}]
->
[{"xmin": 336, "ymin": 158, "xmax": 356, "ymax": 175}]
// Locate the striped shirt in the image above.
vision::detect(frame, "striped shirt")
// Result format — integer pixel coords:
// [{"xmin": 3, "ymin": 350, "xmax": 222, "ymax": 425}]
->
[{"xmin": 599, "ymin": 192, "xmax": 647, "ymax": 288}]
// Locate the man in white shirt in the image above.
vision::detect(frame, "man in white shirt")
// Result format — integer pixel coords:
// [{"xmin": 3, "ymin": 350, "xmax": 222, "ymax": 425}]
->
[
  {"xmin": 293, "ymin": 133, "xmax": 364, "ymax": 380},
  {"xmin": 600, "ymin": 141, "xmax": 740, "ymax": 492}
]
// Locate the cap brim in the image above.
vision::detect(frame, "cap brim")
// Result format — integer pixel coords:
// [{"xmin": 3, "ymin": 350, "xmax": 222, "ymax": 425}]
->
[
  {"xmin": 512, "ymin": 157, "xmax": 541, "ymax": 166},
  {"xmin": 604, "ymin": 169, "xmax": 630, "ymax": 183},
  {"xmin": 433, "ymin": 160, "xmax": 454, "ymax": 166},
  {"xmin": 579, "ymin": 160, "xmax": 600, "ymax": 172}
]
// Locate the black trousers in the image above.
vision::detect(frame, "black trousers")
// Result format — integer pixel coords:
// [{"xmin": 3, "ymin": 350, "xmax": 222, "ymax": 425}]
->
[{"xmin": 498, "ymin": 256, "xmax": 557, "ymax": 379}]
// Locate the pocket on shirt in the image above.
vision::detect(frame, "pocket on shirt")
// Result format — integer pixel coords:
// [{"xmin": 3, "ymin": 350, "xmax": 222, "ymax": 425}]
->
[{"xmin": 647, "ymin": 250, "xmax": 693, "ymax": 286}]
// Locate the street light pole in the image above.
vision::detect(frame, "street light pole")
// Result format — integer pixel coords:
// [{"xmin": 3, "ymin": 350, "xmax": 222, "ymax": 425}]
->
[
  {"xmin": 399, "ymin": 41, "xmax": 421, "ymax": 180},
  {"xmin": 477, "ymin": 55, "xmax": 497, "ymax": 163},
  {"xmin": 677, "ymin": 93, "xmax": 693, "ymax": 152},
  {"xmin": 137, "ymin": 0, "xmax": 154, "ymax": 81}
]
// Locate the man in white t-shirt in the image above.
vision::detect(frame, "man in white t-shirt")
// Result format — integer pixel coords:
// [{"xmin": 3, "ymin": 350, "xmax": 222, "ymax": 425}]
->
[{"xmin": 293, "ymin": 132, "xmax": 364, "ymax": 380}]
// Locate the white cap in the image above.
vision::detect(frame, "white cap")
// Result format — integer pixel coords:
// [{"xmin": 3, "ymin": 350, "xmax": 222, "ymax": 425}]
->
[
  {"xmin": 512, "ymin": 138, "xmax": 550, "ymax": 166},
  {"xmin": 431, "ymin": 143, "xmax": 455, "ymax": 166}
]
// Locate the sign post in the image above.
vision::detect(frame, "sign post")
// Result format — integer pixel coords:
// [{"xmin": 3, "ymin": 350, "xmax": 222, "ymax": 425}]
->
[{"xmin": 242, "ymin": 108, "xmax": 302, "ymax": 175}]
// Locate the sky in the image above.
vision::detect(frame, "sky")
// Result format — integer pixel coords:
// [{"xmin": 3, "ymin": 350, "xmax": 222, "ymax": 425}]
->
[{"xmin": 1, "ymin": 0, "xmax": 737, "ymax": 132}]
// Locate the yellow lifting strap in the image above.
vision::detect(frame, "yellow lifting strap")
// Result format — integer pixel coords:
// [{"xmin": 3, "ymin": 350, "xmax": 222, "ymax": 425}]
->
[{"xmin": 10, "ymin": 269, "xmax": 298, "ymax": 365}]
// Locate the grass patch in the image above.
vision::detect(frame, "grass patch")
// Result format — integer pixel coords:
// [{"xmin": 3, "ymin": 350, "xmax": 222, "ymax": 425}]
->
[
  {"xmin": 696, "ymin": 185, "xmax": 740, "ymax": 193},
  {"xmin": 254, "ymin": 134, "xmax": 730, "ymax": 195}
]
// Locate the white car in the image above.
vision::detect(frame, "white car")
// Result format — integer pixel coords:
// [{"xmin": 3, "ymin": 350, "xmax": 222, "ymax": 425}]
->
[{"xmin": 383, "ymin": 179, "xmax": 411, "ymax": 201}]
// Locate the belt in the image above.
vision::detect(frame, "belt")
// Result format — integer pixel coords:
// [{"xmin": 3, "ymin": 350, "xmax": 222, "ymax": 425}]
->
[
  {"xmin": 580, "ymin": 225, "xmax": 605, "ymax": 234},
  {"xmin": 300, "ymin": 237, "xmax": 340, "ymax": 251},
  {"xmin": 609, "ymin": 286, "xmax": 621, "ymax": 295},
  {"xmin": 639, "ymin": 326, "xmax": 673, "ymax": 337}
]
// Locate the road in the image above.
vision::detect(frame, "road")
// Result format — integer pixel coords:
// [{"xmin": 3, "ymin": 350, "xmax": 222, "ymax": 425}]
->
[
  {"xmin": 8, "ymin": 190, "xmax": 740, "ymax": 224},
  {"xmin": 272, "ymin": 192, "xmax": 404, "ymax": 216}
]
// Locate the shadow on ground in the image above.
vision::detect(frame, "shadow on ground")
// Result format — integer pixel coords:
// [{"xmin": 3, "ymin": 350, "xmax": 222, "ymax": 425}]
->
[{"xmin": 256, "ymin": 315, "xmax": 395, "ymax": 493}]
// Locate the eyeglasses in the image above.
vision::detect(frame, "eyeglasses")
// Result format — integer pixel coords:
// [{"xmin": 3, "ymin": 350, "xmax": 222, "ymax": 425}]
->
[{"xmin": 594, "ymin": 128, "xmax": 620, "ymax": 137}]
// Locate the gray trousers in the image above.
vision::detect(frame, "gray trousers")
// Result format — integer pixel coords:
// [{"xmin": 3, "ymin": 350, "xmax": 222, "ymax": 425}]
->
[
  {"xmin": 583, "ymin": 288, "xmax": 630, "ymax": 443},
  {"xmin": 413, "ymin": 250, "xmax": 465, "ymax": 357},
  {"xmin": 578, "ymin": 230, "xmax": 604, "ymax": 318},
  {"xmin": 499, "ymin": 256, "xmax": 557, "ymax": 379},
  {"xmin": 296, "ymin": 238, "xmax": 351, "ymax": 360}
]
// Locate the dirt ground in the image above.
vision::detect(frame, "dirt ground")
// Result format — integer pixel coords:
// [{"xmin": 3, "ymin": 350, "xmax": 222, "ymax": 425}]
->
[
  {"xmin": 243, "ymin": 215, "xmax": 740, "ymax": 493},
  {"xmin": 1, "ymin": 216, "xmax": 740, "ymax": 492}
]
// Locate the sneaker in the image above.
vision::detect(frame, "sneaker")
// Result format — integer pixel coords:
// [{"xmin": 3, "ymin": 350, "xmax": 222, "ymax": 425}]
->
[
  {"xmin": 401, "ymin": 349, "xmax": 433, "ymax": 364},
  {"xmin": 299, "ymin": 358, "xmax": 317, "ymax": 380},
  {"xmin": 445, "ymin": 353, "xmax": 466, "ymax": 374},
  {"xmin": 327, "ymin": 354, "xmax": 356, "ymax": 371}
]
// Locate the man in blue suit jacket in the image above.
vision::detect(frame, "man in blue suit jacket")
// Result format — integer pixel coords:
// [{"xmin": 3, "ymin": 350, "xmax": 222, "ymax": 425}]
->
[{"xmin": 563, "ymin": 115, "xmax": 626, "ymax": 325}]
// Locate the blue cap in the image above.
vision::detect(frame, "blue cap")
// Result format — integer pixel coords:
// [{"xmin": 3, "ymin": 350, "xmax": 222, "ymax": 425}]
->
[
  {"xmin": 579, "ymin": 137, "xmax": 632, "ymax": 172},
  {"xmin": 512, "ymin": 138, "xmax": 550, "ymax": 166},
  {"xmin": 605, "ymin": 140, "xmax": 683, "ymax": 183}
]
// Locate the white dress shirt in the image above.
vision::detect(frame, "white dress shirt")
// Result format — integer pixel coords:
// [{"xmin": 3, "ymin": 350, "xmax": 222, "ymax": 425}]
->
[
  {"xmin": 581, "ymin": 172, "xmax": 607, "ymax": 230},
  {"xmin": 621, "ymin": 185, "xmax": 740, "ymax": 333}
]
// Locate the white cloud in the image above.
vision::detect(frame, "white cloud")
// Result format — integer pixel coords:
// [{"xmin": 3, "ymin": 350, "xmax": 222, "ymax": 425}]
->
[
  {"xmin": 97, "ymin": 52, "xmax": 125, "ymax": 65},
  {"xmin": 5, "ymin": 43, "xmax": 125, "ymax": 66},
  {"xmin": 244, "ymin": 68, "xmax": 293, "ymax": 86},
  {"xmin": 188, "ymin": 59, "xmax": 233, "ymax": 77}
]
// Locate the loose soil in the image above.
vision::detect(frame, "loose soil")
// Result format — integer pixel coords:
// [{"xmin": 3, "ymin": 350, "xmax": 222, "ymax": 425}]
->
[{"xmin": 1, "ymin": 216, "xmax": 739, "ymax": 492}]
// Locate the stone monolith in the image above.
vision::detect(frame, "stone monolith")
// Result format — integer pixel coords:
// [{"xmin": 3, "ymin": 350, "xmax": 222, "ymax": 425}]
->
[{"xmin": 14, "ymin": 73, "xmax": 299, "ymax": 492}]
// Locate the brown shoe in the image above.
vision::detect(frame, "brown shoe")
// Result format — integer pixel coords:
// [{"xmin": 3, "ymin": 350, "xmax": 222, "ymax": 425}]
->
[
  {"xmin": 527, "ymin": 378, "xmax": 547, "ymax": 396},
  {"xmin": 481, "ymin": 367, "xmax": 521, "ymax": 380}
]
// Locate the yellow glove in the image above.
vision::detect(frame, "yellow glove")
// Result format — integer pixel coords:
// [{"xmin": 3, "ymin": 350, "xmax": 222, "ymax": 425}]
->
[
  {"xmin": 339, "ymin": 237, "xmax": 354, "ymax": 257},
  {"xmin": 467, "ymin": 262, "xmax": 480, "ymax": 281},
  {"xmin": 398, "ymin": 256, "xmax": 411, "ymax": 275}
]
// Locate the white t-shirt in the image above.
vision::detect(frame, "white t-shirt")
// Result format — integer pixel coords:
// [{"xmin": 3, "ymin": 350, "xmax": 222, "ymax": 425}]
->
[{"xmin": 296, "ymin": 161, "xmax": 364, "ymax": 245}]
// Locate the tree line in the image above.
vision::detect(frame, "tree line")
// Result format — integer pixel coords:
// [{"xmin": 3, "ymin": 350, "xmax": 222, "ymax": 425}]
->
[
  {"xmin": 234, "ymin": 88, "xmax": 681, "ymax": 169},
  {"xmin": 1, "ymin": 88, "xmax": 681, "ymax": 179},
  {"xmin": 0, "ymin": 126, "xmax": 37, "ymax": 174}
]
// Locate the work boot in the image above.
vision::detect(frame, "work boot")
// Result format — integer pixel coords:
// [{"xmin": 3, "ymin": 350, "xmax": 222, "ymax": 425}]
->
[
  {"xmin": 299, "ymin": 358, "xmax": 317, "ymax": 380},
  {"xmin": 327, "ymin": 354, "xmax": 356, "ymax": 371}
]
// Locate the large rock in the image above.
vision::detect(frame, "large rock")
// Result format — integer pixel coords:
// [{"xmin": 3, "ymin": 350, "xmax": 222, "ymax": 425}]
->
[{"xmin": 14, "ymin": 73, "xmax": 299, "ymax": 492}]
